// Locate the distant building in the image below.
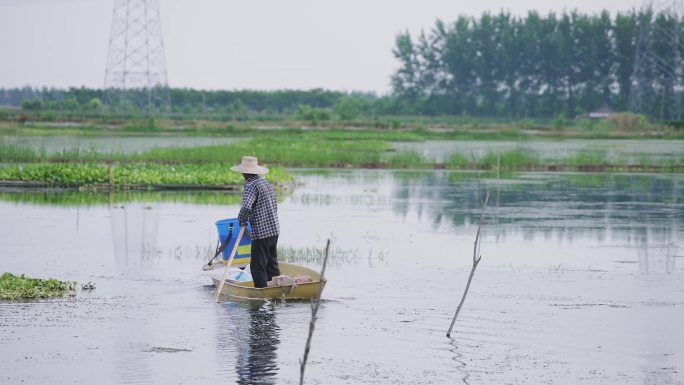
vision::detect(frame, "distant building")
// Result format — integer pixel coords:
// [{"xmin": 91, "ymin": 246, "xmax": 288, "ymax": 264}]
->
[{"xmin": 577, "ymin": 105, "xmax": 617, "ymax": 120}]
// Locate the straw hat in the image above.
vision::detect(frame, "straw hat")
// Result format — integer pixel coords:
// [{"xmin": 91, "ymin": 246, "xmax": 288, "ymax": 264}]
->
[{"xmin": 231, "ymin": 156, "xmax": 269, "ymax": 175}]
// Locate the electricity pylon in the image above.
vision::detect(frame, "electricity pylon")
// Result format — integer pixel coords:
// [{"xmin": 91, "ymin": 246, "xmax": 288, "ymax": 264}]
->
[
  {"xmin": 103, "ymin": 0, "xmax": 170, "ymax": 113},
  {"xmin": 629, "ymin": 0, "xmax": 684, "ymax": 121}
]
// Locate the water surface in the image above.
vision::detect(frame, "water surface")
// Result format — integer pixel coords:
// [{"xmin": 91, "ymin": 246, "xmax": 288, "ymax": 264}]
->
[
  {"xmin": 0, "ymin": 170, "xmax": 682, "ymax": 384},
  {"xmin": 1, "ymin": 135, "xmax": 244, "ymax": 154},
  {"xmin": 393, "ymin": 139, "xmax": 684, "ymax": 163}
]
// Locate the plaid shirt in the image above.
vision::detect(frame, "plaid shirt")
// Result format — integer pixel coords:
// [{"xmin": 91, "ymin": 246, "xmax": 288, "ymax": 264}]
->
[{"xmin": 238, "ymin": 175, "xmax": 280, "ymax": 240}]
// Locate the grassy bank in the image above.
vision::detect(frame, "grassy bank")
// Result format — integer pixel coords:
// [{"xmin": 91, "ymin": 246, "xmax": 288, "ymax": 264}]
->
[{"xmin": 0, "ymin": 272, "xmax": 77, "ymax": 301}]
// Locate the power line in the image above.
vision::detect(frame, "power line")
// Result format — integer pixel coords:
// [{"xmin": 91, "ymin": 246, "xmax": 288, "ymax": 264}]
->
[
  {"xmin": 629, "ymin": 0, "xmax": 684, "ymax": 121},
  {"xmin": 103, "ymin": 0, "xmax": 170, "ymax": 113}
]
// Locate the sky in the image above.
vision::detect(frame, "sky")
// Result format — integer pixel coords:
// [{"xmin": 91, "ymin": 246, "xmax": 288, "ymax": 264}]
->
[{"xmin": 0, "ymin": 0, "xmax": 646, "ymax": 94}]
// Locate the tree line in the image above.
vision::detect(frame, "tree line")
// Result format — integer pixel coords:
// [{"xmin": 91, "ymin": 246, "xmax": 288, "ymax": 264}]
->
[
  {"xmin": 391, "ymin": 9, "xmax": 683, "ymax": 119},
  {"xmin": 0, "ymin": 86, "xmax": 393, "ymax": 122},
  {"xmin": 0, "ymin": 87, "xmax": 352, "ymax": 113}
]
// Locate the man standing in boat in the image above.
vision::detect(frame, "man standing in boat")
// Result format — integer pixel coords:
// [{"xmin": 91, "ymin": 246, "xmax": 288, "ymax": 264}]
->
[{"xmin": 232, "ymin": 156, "xmax": 281, "ymax": 288}]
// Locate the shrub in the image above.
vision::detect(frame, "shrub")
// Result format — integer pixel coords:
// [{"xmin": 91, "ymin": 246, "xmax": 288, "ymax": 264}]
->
[{"xmin": 604, "ymin": 112, "xmax": 647, "ymax": 131}]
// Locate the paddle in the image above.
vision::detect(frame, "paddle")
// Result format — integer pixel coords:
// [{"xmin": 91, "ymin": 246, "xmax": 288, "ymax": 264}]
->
[{"xmin": 214, "ymin": 225, "xmax": 246, "ymax": 302}]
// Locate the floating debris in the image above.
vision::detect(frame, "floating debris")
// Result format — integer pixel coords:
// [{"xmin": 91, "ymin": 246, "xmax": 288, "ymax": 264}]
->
[
  {"xmin": 145, "ymin": 347, "xmax": 192, "ymax": 353},
  {"xmin": 81, "ymin": 282, "xmax": 96, "ymax": 291}
]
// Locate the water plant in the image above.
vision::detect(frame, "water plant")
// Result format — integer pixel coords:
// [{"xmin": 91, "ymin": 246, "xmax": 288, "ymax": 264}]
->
[
  {"xmin": 480, "ymin": 148, "xmax": 540, "ymax": 169},
  {"xmin": 564, "ymin": 150, "xmax": 610, "ymax": 167},
  {"xmin": 446, "ymin": 153, "xmax": 470, "ymax": 169},
  {"xmin": 0, "ymin": 190, "xmax": 246, "ymax": 207},
  {"xmin": 0, "ymin": 163, "xmax": 293, "ymax": 188},
  {"xmin": 0, "ymin": 272, "xmax": 77, "ymax": 300},
  {"xmin": 138, "ymin": 137, "xmax": 390, "ymax": 167},
  {"xmin": 1, "ymin": 130, "xmax": 681, "ymax": 174},
  {"xmin": 385, "ymin": 151, "xmax": 427, "ymax": 168}
]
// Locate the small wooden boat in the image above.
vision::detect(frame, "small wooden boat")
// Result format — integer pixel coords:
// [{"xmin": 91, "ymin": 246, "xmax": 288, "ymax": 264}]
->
[{"xmin": 211, "ymin": 262, "xmax": 327, "ymax": 300}]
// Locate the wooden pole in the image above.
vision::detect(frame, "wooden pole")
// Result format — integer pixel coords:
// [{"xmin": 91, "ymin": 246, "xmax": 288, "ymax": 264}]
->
[
  {"xmin": 214, "ymin": 226, "xmax": 246, "ymax": 302},
  {"xmin": 447, "ymin": 191, "xmax": 489, "ymax": 338},
  {"xmin": 299, "ymin": 239, "xmax": 331, "ymax": 385}
]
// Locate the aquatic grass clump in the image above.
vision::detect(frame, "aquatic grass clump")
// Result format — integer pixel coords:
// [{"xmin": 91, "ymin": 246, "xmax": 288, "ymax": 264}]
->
[
  {"xmin": 0, "ymin": 272, "xmax": 76, "ymax": 300},
  {"xmin": 444, "ymin": 149, "xmax": 539, "ymax": 170},
  {"xmin": 0, "ymin": 142, "xmax": 125, "ymax": 163},
  {"xmin": 563, "ymin": 150, "xmax": 610, "ymax": 167},
  {"xmin": 480, "ymin": 148, "xmax": 540, "ymax": 169},
  {"xmin": 656, "ymin": 156, "xmax": 684, "ymax": 172},
  {"xmin": 0, "ymin": 190, "xmax": 246, "ymax": 207},
  {"xmin": 278, "ymin": 245, "xmax": 386, "ymax": 265},
  {"xmin": 385, "ymin": 151, "xmax": 428, "ymax": 168},
  {"xmin": 0, "ymin": 142, "xmax": 46, "ymax": 162},
  {"xmin": 446, "ymin": 153, "xmax": 470, "ymax": 169},
  {"xmin": 138, "ymin": 137, "xmax": 389, "ymax": 167}
]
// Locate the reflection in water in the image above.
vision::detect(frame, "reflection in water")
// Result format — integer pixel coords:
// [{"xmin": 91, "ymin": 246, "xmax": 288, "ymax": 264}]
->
[
  {"xmin": 393, "ymin": 173, "xmax": 681, "ymax": 232},
  {"xmin": 448, "ymin": 339, "xmax": 470, "ymax": 385},
  {"xmin": 635, "ymin": 225, "xmax": 680, "ymax": 274},
  {"xmin": 289, "ymin": 170, "xmax": 682, "ymax": 274},
  {"xmin": 389, "ymin": 172, "xmax": 682, "ymax": 274},
  {"xmin": 0, "ymin": 189, "xmax": 244, "ymax": 207},
  {"xmin": 216, "ymin": 301, "xmax": 280, "ymax": 385},
  {"xmin": 237, "ymin": 302, "xmax": 280, "ymax": 384},
  {"xmin": 110, "ymin": 203, "xmax": 159, "ymax": 268}
]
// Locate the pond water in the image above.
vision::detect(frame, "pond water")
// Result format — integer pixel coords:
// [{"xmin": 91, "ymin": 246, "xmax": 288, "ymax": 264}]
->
[
  {"xmin": 1, "ymin": 170, "xmax": 683, "ymax": 384},
  {"xmin": 393, "ymin": 139, "xmax": 684, "ymax": 163},
  {"xmin": 0, "ymin": 135, "xmax": 245, "ymax": 154}
]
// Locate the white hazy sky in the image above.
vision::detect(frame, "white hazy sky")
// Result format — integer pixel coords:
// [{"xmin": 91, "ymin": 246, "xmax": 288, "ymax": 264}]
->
[{"xmin": 0, "ymin": 0, "xmax": 645, "ymax": 94}]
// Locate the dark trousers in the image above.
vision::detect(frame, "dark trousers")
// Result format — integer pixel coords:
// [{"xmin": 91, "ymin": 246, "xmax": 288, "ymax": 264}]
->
[{"xmin": 250, "ymin": 235, "xmax": 280, "ymax": 288}]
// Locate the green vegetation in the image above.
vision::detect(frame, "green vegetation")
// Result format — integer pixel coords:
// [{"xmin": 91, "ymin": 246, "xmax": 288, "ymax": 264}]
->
[
  {"xmin": 480, "ymin": 148, "xmax": 541, "ymax": 170},
  {"xmin": 446, "ymin": 153, "xmax": 471, "ymax": 169},
  {"xmin": 0, "ymin": 133, "xmax": 681, "ymax": 177},
  {"xmin": 0, "ymin": 272, "xmax": 76, "ymax": 300},
  {"xmin": 565, "ymin": 150, "xmax": 610, "ymax": 167},
  {"xmin": 392, "ymin": 10, "xmax": 684, "ymax": 121},
  {"xmin": 0, "ymin": 163, "xmax": 292, "ymax": 189},
  {"xmin": 386, "ymin": 151, "xmax": 426, "ymax": 168},
  {"xmin": 139, "ymin": 137, "xmax": 390, "ymax": 166},
  {"xmin": 0, "ymin": 190, "xmax": 245, "ymax": 206}
]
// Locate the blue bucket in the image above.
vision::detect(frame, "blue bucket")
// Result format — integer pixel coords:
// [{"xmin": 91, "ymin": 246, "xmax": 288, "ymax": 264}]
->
[{"xmin": 215, "ymin": 218, "xmax": 252, "ymax": 266}]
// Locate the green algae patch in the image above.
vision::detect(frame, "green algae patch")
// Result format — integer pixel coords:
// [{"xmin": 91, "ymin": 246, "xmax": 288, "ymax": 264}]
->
[{"xmin": 0, "ymin": 272, "xmax": 77, "ymax": 300}]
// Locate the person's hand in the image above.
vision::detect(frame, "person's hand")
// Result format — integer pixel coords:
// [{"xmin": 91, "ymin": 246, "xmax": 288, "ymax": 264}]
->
[{"xmin": 239, "ymin": 220, "xmax": 248, "ymax": 228}]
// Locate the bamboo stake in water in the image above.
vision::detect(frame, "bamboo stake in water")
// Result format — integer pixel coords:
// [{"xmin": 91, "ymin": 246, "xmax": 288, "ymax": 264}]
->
[
  {"xmin": 299, "ymin": 239, "xmax": 331, "ymax": 385},
  {"xmin": 214, "ymin": 226, "xmax": 246, "ymax": 302},
  {"xmin": 447, "ymin": 191, "xmax": 490, "ymax": 338}
]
